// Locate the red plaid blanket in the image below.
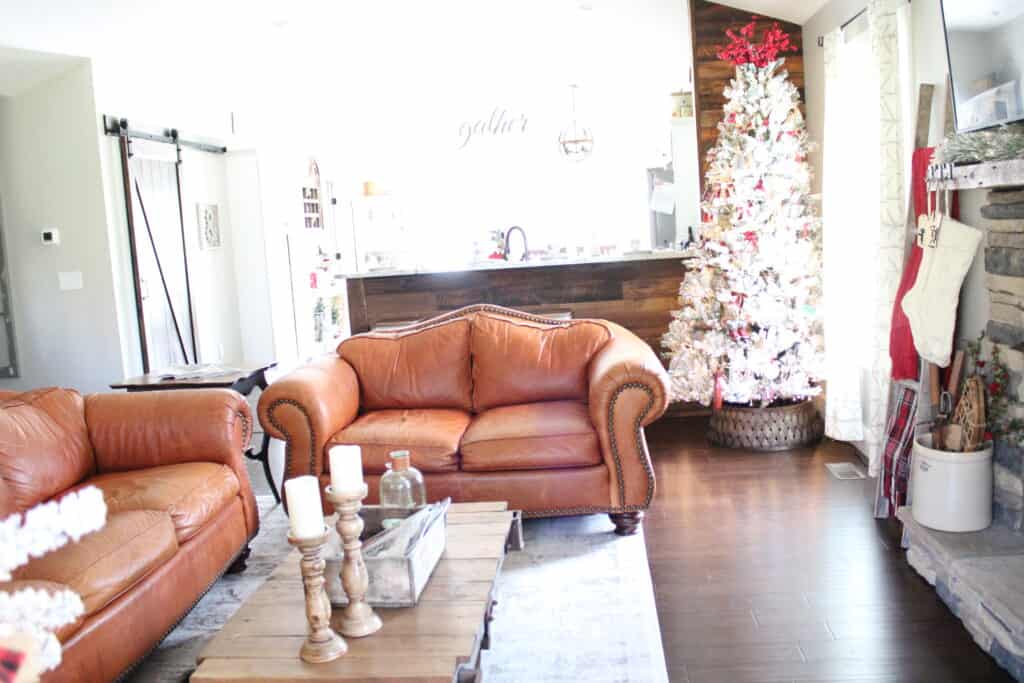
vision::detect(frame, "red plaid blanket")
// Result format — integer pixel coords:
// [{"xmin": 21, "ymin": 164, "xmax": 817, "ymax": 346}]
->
[{"xmin": 879, "ymin": 386, "xmax": 918, "ymax": 517}]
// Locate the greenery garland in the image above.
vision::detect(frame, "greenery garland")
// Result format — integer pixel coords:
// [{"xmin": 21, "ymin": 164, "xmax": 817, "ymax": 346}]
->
[{"xmin": 935, "ymin": 124, "xmax": 1024, "ymax": 165}]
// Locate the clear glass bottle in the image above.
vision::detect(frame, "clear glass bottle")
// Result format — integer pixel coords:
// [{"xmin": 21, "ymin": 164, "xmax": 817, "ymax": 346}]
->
[{"xmin": 379, "ymin": 450, "xmax": 426, "ymax": 510}]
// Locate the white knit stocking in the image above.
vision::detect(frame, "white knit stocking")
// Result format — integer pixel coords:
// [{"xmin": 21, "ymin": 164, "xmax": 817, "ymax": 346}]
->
[{"xmin": 901, "ymin": 214, "xmax": 982, "ymax": 367}]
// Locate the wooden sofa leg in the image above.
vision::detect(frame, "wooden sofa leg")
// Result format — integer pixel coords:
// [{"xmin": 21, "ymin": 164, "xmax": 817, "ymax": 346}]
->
[
  {"xmin": 227, "ymin": 545, "xmax": 252, "ymax": 574},
  {"xmin": 609, "ymin": 511, "xmax": 644, "ymax": 536}
]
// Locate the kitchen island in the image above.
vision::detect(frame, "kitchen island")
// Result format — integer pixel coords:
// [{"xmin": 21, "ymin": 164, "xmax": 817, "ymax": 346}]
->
[{"xmin": 344, "ymin": 250, "xmax": 689, "ymax": 355}]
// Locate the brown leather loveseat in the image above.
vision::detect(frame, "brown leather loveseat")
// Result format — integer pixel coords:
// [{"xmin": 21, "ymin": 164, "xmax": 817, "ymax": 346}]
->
[
  {"xmin": 260, "ymin": 304, "xmax": 669, "ymax": 535},
  {"xmin": 0, "ymin": 387, "xmax": 258, "ymax": 682}
]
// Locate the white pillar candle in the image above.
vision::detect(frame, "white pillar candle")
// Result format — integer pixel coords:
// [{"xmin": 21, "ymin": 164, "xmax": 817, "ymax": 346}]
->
[
  {"xmin": 329, "ymin": 445, "xmax": 364, "ymax": 495},
  {"xmin": 285, "ymin": 475, "xmax": 325, "ymax": 539}
]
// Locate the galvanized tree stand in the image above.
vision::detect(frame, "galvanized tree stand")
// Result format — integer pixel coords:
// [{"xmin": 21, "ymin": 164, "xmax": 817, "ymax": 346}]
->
[{"xmin": 708, "ymin": 399, "xmax": 823, "ymax": 451}]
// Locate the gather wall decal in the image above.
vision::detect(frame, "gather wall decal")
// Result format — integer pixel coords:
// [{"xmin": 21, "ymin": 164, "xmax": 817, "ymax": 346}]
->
[{"xmin": 457, "ymin": 108, "xmax": 528, "ymax": 149}]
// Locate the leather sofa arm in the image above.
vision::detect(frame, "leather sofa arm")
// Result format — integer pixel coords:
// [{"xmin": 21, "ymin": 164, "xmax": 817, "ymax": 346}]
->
[
  {"xmin": 588, "ymin": 323, "xmax": 670, "ymax": 510},
  {"xmin": 257, "ymin": 355, "xmax": 360, "ymax": 491},
  {"xmin": 85, "ymin": 389, "xmax": 258, "ymax": 537}
]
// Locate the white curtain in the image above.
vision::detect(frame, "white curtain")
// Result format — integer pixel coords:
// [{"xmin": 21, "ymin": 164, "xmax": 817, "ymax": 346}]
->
[{"xmin": 823, "ymin": 0, "xmax": 909, "ymax": 474}]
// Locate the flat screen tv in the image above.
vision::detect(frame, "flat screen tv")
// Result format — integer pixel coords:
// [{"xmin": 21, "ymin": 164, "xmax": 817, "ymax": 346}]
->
[{"xmin": 941, "ymin": 0, "xmax": 1024, "ymax": 132}]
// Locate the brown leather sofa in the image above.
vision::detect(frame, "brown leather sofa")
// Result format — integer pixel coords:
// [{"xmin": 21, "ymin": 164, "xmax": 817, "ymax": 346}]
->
[
  {"xmin": 259, "ymin": 304, "xmax": 670, "ymax": 535},
  {"xmin": 0, "ymin": 387, "xmax": 258, "ymax": 682}
]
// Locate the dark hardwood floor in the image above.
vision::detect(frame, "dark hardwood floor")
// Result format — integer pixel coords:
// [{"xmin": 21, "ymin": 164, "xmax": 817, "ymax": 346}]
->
[{"xmin": 644, "ymin": 417, "xmax": 1015, "ymax": 683}]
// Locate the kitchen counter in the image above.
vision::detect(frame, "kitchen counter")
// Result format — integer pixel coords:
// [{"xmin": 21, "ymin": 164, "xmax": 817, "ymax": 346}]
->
[
  {"xmin": 343, "ymin": 249, "xmax": 691, "ymax": 279},
  {"xmin": 344, "ymin": 252, "xmax": 690, "ymax": 357}
]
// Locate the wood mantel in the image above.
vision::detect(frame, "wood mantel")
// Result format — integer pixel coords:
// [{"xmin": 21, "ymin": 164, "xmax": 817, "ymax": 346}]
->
[{"xmin": 928, "ymin": 159, "xmax": 1024, "ymax": 191}]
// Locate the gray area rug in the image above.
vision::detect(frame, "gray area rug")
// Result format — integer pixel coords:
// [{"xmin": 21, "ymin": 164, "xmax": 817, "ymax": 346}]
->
[
  {"xmin": 484, "ymin": 514, "xmax": 668, "ymax": 683},
  {"xmin": 127, "ymin": 497, "xmax": 668, "ymax": 682}
]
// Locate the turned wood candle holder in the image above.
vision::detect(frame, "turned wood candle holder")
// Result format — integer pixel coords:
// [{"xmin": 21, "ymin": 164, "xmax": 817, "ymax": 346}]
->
[
  {"xmin": 288, "ymin": 529, "xmax": 348, "ymax": 663},
  {"xmin": 325, "ymin": 484, "xmax": 384, "ymax": 638}
]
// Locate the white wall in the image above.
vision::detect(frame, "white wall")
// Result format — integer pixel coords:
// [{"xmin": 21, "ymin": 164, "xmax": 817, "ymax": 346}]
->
[
  {"xmin": 0, "ymin": 61, "xmax": 126, "ymax": 393},
  {"xmin": 178, "ymin": 148, "xmax": 244, "ymax": 365},
  {"xmin": 224, "ymin": 151, "xmax": 276, "ymax": 367},
  {"xmin": 95, "ymin": 131, "xmax": 144, "ymax": 378},
  {"xmin": 911, "ymin": 0, "xmax": 953, "ymax": 148}
]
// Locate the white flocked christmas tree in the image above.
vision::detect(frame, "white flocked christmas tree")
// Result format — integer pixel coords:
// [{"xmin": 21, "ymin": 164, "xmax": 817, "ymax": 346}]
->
[{"xmin": 663, "ymin": 20, "xmax": 823, "ymax": 407}]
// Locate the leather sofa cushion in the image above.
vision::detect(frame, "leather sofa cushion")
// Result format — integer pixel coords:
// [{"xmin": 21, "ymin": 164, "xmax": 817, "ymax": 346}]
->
[
  {"xmin": 78, "ymin": 463, "xmax": 240, "ymax": 542},
  {"xmin": 470, "ymin": 314, "xmax": 611, "ymax": 411},
  {"xmin": 330, "ymin": 409, "xmax": 470, "ymax": 474},
  {"xmin": 0, "ymin": 580, "xmax": 84, "ymax": 642},
  {"xmin": 15, "ymin": 510, "xmax": 177, "ymax": 616},
  {"xmin": 460, "ymin": 401, "xmax": 602, "ymax": 472},
  {"xmin": 339, "ymin": 319, "xmax": 473, "ymax": 411},
  {"xmin": 0, "ymin": 388, "xmax": 94, "ymax": 517}
]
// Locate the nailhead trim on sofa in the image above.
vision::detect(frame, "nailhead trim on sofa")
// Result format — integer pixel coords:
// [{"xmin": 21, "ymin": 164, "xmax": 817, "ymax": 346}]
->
[
  {"xmin": 265, "ymin": 398, "xmax": 317, "ymax": 510},
  {"xmin": 236, "ymin": 410, "xmax": 252, "ymax": 452},
  {"xmin": 362, "ymin": 303, "xmax": 578, "ymax": 334},
  {"xmin": 605, "ymin": 381, "xmax": 657, "ymax": 511}
]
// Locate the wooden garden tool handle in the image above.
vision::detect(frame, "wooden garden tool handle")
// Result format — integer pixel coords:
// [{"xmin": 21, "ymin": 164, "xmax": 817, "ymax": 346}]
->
[
  {"xmin": 947, "ymin": 350, "xmax": 965, "ymax": 408},
  {"xmin": 928, "ymin": 363, "xmax": 943, "ymax": 450}
]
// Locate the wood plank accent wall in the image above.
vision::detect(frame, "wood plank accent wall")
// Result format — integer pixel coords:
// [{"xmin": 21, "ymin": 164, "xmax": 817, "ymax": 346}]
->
[
  {"xmin": 690, "ymin": 0, "xmax": 805, "ymax": 190},
  {"xmin": 346, "ymin": 258, "xmax": 687, "ymax": 356}
]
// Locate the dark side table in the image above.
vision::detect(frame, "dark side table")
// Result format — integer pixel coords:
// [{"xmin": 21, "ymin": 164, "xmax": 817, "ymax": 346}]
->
[{"xmin": 111, "ymin": 363, "xmax": 280, "ymax": 503}]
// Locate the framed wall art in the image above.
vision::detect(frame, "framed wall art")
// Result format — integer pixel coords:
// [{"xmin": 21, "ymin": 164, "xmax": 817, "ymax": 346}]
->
[{"xmin": 197, "ymin": 203, "xmax": 222, "ymax": 249}]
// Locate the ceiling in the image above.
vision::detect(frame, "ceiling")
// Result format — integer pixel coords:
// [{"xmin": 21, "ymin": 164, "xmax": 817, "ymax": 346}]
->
[
  {"xmin": 0, "ymin": 46, "xmax": 82, "ymax": 97},
  {"xmin": 712, "ymin": 0, "xmax": 831, "ymax": 24},
  {"xmin": 0, "ymin": 0, "xmax": 825, "ymax": 64},
  {"xmin": 0, "ymin": 0, "xmax": 820, "ymax": 105}
]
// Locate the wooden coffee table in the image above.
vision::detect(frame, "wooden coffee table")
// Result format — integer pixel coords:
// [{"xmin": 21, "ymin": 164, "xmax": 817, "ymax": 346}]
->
[{"xmin": 190, "ymin": 502, "xmax": 522, "ymax": 683}]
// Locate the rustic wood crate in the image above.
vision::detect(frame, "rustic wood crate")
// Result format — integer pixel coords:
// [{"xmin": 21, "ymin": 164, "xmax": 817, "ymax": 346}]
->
[{"xmin": 324, "ymin": 503, "xmax": 447, "ymax": 608}]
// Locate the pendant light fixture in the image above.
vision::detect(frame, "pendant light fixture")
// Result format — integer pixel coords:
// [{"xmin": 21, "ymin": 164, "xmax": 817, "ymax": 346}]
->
[{"xmin": 558, "ymin": 84, "xmax": 595, "ymax": 162}]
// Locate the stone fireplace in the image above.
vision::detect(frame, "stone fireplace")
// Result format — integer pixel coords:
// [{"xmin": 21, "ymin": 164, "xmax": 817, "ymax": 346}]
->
[
  {"xmin": 980, "ymin": 186, "xmax": 1024, "ymax": 532},
  {"xmin": 898, "ymin": 167, "xmax": 1024, "ymax": 682}
]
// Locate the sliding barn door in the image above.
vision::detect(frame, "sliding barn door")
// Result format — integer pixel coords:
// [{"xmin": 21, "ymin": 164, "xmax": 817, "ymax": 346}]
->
[{"xmin": 126, "ymin": 141, "xmax": 196, "ymax": 371}]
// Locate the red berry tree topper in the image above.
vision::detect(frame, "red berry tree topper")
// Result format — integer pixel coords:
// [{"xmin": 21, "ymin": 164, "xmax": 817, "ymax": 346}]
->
[{"xmin": 717, "ymin": 19, "xmax": 797, "ymax": 68}]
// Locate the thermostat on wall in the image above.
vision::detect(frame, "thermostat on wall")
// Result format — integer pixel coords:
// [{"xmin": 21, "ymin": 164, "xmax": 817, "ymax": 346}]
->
[{"xmin": 41, "ymin": 229, "xmax": 60, "ymax": 245}]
